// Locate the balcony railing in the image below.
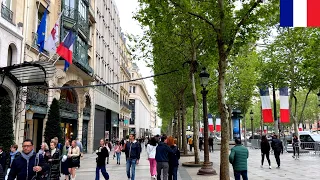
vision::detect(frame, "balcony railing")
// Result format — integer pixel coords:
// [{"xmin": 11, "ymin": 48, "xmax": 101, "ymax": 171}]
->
[
  {"xmin": 63, "ymin": 5, "xmax": 89, "ymax": 35},
  {"xmin": 1, "ymin": 3, "xmax": 13, "ymax": 23},
  {"xmin": 121, "ymin": 100, "xmax": 131, "ymax": 110},
  {"xmin": 26, "ymin": 88, "xmax": 48, "ymax": 106},
  {"xmin": 121, "ymin": 63, "xmax": 131, "ymax": 78},
  {"xmin": 74, "ymin": 44, "xmax": 93, "ymax": 74},
  {"xmin": 59, "ymin": 100, "xmax": 78, "ymax": 112},
  {"xmin": 31, "ymin": 32, "xmax": 50, "ymax": 55}
]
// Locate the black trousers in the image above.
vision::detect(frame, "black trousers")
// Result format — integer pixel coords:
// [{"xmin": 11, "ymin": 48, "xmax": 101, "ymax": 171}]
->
[
  {"xmin": 261, "ymin": 152, "xmax": 271, "ymax": 166},
  {"xmin": 293, "ymin": 146, "xmax": 300, "ymax": 157},
  {"xmin": 274, "ymin": 151, "xmax": 281, "ymax": 167},
  {"xmin": 209, "ymin": 145, "xmax": 214, "ymax": 152}
]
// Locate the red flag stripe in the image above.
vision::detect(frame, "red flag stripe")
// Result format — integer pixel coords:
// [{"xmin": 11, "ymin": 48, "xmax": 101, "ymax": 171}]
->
[
  {"xmin": 262, "ymin": 109, "xmax": 273, "ymax": 123},
  {"xmin": 307, "ymin": 0, "xmax": 320, "ymax": 27},
  {"xmin": 280, "ymin": 109, "xmax": 290, "ymax": 123}
]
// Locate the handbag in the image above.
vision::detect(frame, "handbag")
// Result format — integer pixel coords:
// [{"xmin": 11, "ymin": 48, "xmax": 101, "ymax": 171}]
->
[
  {"xmin": 31, "ymin": 153, "xmax": 49, "ymax": 180},
  {"xmin": 71, "ymin": 156, "xmax": 80, "ymax": 163}
]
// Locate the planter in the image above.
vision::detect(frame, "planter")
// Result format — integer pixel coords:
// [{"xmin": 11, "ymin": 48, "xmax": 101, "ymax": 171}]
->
[{"xmin": 182, "ymin": 161, "xmax": 213, "ymax": 167}]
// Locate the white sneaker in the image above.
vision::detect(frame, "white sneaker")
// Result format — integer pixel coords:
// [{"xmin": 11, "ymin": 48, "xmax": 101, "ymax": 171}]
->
[{"xmin": 269, "ymin": 166, "xmax": 272, "ymax": 169}]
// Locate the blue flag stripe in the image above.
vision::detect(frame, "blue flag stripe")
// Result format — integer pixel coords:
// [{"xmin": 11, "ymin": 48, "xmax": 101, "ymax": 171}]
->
[
  {"xmin": 37, "ymin": 7, "xmax": 48, "ymax": 52},
  {"xmin": 259, "ymin": 88, "xmax": 269, "ymax": 96},
  {"xmin": 279, "ymin": 87, "xmax": 289, "ymax": 96},
  {"xmin": 63, "ymin": 31, "xmax": 76, "ymax": 48},
  {"xmin": 280, "ymin": 0, "xmax": 293, "ymax": 27},
  {"xmin": 64, "ymin": 60, "xmax": 70, "ymax": 72}
]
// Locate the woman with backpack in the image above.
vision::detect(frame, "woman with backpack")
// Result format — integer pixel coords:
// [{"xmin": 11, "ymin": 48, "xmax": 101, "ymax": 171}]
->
[
  {"xmin": 147, "ymin": 137, "xmax": 158, "ymax": 179},
  {"xmin": 168, "ymin": 136, "xmax": 180, "ymax": 180}
]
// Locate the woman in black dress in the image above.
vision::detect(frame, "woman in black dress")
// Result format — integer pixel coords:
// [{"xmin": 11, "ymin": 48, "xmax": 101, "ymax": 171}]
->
[
  {"xmin": 48, "ymin": 141, "xmax": 61, "ymax": 180},
  {"xmin": 61, "ymin": 139, "xmax": 71, "ymax": 180},
  {"xmin": 68, "ymin": 140, "xmax": 80, "ymax": 180}
]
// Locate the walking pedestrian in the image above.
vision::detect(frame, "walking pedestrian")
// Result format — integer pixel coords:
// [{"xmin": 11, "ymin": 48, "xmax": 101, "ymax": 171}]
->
[
  {"xmin": 292, "ymin": 135, "xmax": 300, "ymax": 159},
  {"xmin": 0, "ymin": 147, "xmax": 6, "ymax": 174},
  {"xmin": 114, "ymin": 141, "xmax": 122, "ymax": 165},
  {"xmin": 155, "ymin": 135, "xmax": 172, "ymax": 180},
  {"xmin": 198, "ymin": 137, "xmax": 203, "ymax": 151},
  {"xmin": 68, "ymin": 140, "xmax": 80, "ymax": 180},
  {"xmin": 105, "ymin": 140, "xmax": 112, "ymax": 164},
  {"xmin": 95, "ymin": 139, "xmax": 109, "ymax": 180},
  {"xmin": 229, "ymin": 138, "xmax": 249, "ymax": 180},
  {"xmin": 61, "ymin": 139, "xmax": 71, "ymax": 180},
  {"xmin": 271, "ymin": 135, "xmax": 283, "ymax": 168},
  {"xmin": 5, "ymin": 144, "xmax": 20, "ymax": 179},
  {"xmin": 38, "ymin": 142, "xmax": 50, "ymax": 162},
  {"xmin": 147, "ymin": 137, "xmax": 158, "ymax": 179},
  {"xmin": 168, "ymin": 137, "xmax": 180, "ymax": 180},
  {"xmin": 0, "ymin": 164, "xmax": 4, "ymax": 180},
  {"xmin": 125, "ymin": 134, "xmax": 141, "ymax": 180},
  {"xmin": 188, "ymin": 137, "xmax": 193, "ymax": 152},
  {"xmin": 48, "ymin": 141, "xmax": 61, "ymax": 180},
  {"xmin": 75, "ymin": 138, "xmax": 83, "ymax": 168},
  {"xmin": 8, "ymin": 139, "xmax": 48, "ymax": 180},
  {"xmin": 260, "ymin": 135, "xmax": 271, "ymax": 169},
  {"xmin": 54, "ymin": 137, "xmax": 63, "ymax": 151},
  {"xmin": 209, "ymin": 137, "xmax": 214, "ymax": 153}
]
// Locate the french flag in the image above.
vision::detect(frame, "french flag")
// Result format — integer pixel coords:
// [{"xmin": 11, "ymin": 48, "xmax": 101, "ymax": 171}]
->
[
  {"xmin": 56, "ymin": 30, "xmax": 76, "ymax": 71},
  {"xmin": 280, "ymin": 87, "xmax": 290, "ymax": 123},
  {"xmin": 260, "ymin": 88, "xmax": 274, "ymax": 123},
  {"xmin": 299, "ymin": 123, "xmax": 303, "ymax": 131},
  {"xmin": 208, "ymin": 114, "xmax": 214, "ymax": 132},
  {"xmin": 215, "ymin": 117, "xmax": 221, "ymax": 132},
  {"xmin": 280, "ymin": 0, "xmax": 320, "ymax": 27}
]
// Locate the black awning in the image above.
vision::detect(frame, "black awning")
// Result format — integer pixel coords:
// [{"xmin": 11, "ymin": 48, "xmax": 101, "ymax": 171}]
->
[{"xmin": 0, "ymin": 61, "xmax": 55, "ymax": 87}]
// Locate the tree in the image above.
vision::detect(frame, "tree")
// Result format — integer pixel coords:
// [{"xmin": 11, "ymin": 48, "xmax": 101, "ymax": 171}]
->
[
  {"xmin": 0, "ymin": 96, "xmax": 14, "ymax": 152},
  {"xmin": 44, "ymin": 98, "xmax": 63, "ymax": 146}
]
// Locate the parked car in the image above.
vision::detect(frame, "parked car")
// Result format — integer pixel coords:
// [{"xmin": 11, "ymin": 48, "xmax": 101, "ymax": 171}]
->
[{"xmin": 299, "ymin": 131, "xmax": 320, "ymax": 149}]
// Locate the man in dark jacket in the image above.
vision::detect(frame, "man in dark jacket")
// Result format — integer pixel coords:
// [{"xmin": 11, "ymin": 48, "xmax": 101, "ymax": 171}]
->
[
  {"xmin": 8, "ymin": 139, "xmax": 48, "ymax": 180},
  {"xmin": 125, "ymin": 134, "xmax": 141, "ymax": 180},
  {"xmin": 0, "ymin": 164, "xmax": 4, "ymax": 180},
  {"xmin": 271, "ymin": 135, "xmax": 283, "ymax": 168},
  {"xmin": 229, "ymin": 138, "xmax": 249, "ymax": 180},
  {"xmin": 155, "ymin": 135, "xmax": 173, "ymax": 180},
  {"xmin": 95, "ymin": 139, "xmax": 109, "ymax": 180}
]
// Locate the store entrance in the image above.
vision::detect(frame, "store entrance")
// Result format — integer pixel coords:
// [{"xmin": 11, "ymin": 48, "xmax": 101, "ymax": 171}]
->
[{"xmin": 61, "ymin": 119, "xmax": 77, "ymax": 141}]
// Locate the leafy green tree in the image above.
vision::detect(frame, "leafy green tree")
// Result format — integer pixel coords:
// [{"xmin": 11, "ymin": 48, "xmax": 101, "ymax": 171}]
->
[
  {"xmin": 44, "ymin": 98, "xmax": 63, "ymax": 146},
  {"xmin": 0, "ymin": 96, "xmax": 14, "ymax": 152}
]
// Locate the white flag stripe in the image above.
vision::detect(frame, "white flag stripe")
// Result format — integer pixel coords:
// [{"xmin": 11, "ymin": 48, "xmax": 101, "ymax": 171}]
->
[
  {"xmin": 280, "ymin": 96, "xmax": 289, "ymax": 109},
  {"xmin": 293, "ymin": 0, "xmax": 307, "ymax": 27},
  {"xmin": 261, "ymin": 96, "xmax": 272, "ymax": 109},
  {"xmin": 215, "ymin": 118, "xmax": 221, "ymax": 125},
  {"xmin": 208, "ymin": 118, "xmax": 213, "ymax": 125}
]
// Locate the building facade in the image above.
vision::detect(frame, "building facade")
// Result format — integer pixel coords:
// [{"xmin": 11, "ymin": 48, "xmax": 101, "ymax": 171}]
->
[
  {"xmin": 129, "ymin": 63, "xmax": 152, "ymax": 138},
  {"xmin": 119, "ymin": 32, "xmax": 131, "ymax": 139},
  {"xmin": 94, "ymin": 0, "xmax": 121, "ymax": 148}
]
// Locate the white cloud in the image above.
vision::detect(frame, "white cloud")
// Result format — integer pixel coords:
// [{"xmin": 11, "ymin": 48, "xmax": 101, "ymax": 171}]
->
[{"xmin": 114, "ymin": 0, "xmax": 156, "ymax": 101}]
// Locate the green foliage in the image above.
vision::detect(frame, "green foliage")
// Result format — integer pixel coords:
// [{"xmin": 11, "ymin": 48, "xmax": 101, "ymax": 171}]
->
[
  {"xmin": 0, "ymin": 96, "xmax": 14, "ymax": 153},
  {"xmin": 44, "ymin": 98, "xmax": 63, "ymax": 146}
]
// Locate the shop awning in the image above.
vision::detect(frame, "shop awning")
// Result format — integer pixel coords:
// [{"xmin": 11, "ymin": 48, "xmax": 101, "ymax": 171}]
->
[{"xmin": 0, "ymin": 61, "xmax": 55, "ymax": 87}]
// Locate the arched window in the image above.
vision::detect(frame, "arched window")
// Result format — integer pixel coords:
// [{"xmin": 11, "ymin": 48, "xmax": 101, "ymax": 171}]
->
[{"xmin": 7, "ymin": 45, "xmax": 12, "ymax": 66}]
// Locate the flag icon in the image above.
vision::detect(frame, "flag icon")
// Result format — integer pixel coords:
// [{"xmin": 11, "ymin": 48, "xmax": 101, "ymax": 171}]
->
[
  {"xmin": 280, "ymin": 0, "xmax": 320, "ymax": 27},
  {"xmin": 260, "ymin": 88, "xmax": 274, "ymax": 123}
]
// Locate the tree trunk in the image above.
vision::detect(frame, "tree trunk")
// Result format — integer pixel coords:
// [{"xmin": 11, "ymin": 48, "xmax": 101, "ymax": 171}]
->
[
  {"xmin": 298, "ymin": 89, "xmax": 311, "ymax": 124},
  {"xmin": 191, "ymin": 73, "xmax": 200, "ymax": 164},
  {"xmin": 217, "ymin": 44, "xmax": 230, "ymax": 179},
  {"xmin": 177, "ymin": 107, "xmax": 182, "ymax": 150},
  {"xmin": 181, "ymin": 97, "xmax": 188, "ymax": 155},
  {"xmin": 228, "ymin": 105, "xmax": 232, "ymax": 140}
]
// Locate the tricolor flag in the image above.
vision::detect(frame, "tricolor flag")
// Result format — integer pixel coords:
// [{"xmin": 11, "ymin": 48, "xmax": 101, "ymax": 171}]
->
[
  {"xmin": 44, "ymin": 12, "xmax": 63, "ymax": 53},
  {"xmin": 260, "ymin": 88, "xmax": 274, "ymax": 123},
  {"xmin": 280, "ymin": 87, "xmax": 290, "ymax": 123},
  {"xmin": 299, "ymin": 123, "xmax": 303, "ymax": 131},
  {"xmin": 208, "ymin": 114, "xmax": 214, "ymax": 132},
  {"xmin": 56, "ymin": 30, "xmax": 76, "ymax": 71},
  {"xmin": 280, "ymin": 0, "xmax": 320, "ymax": 27},
  {"xmin": 215, "ymin": 117, "xmax": 221, "ymax": 132}
]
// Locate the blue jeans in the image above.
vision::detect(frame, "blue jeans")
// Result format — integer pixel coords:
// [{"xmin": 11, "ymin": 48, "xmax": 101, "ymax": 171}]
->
[
  {"xmin": 126, "ymin": 159, "xmax": 137, "ymax": 180},
  {"xmin": 116, "ymin": 152, "xmax": 121, "ymax": 163},
  {"xmin": 168, "ymin": 166, "xmax": 178, "ymax": 180},
  {"xmin": 234, "ymin": 170, "xmax": 248, "ymax": 180},
  {"xmin": 95, "ymin": 166, "xmax": 109, "ymax": 180}
]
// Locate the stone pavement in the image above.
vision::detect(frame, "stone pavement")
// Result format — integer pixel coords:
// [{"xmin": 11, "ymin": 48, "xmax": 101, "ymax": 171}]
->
[{"xmin": 60, "ymin": 147, "xmax": 320, "ymax": 180}]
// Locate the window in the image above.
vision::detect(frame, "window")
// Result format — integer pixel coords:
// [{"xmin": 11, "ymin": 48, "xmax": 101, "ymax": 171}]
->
[
  {"xmin": 7, "ymin": 46, "xmax": 12, "ymax": 66},
  {"xmin": 64, "ymin": 0, "xmax": 75, "ymax": 8},
  {"xmin": 131, "ymin": 73, "xmax": 134, "ymax": 78},
  {"xmin": 78, "ymin": 0, "xmax": 87, "ymax": 19},
  {"xmin": 3, "ymin": 0, "xmax": 11, "ymax": 9},
  {"xmin": 132, "ymin": 86, "xmax": 136, "ymax": 93}
]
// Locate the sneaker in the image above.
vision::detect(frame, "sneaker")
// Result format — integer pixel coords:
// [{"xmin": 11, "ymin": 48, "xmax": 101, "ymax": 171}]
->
[
  {"xmin": 292, "ymin": 155, "xmax": 295, "ymax": 158},
  {"xmin": 260, "ymin": 165, "xmax": 263, "ymax": 168},
  {"xmin": 276, "ymin": 166, "xmax": 280, "ymax": 169},
  {"xmin": 269, "ymin": 166, "xmax": 272, "ymax": 169}
]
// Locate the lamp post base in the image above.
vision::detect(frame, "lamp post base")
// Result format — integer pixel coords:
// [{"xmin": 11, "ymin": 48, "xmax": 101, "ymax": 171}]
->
[{"xmin": 197, "ymin": 163, "xmax": 217, "ymax": 176}]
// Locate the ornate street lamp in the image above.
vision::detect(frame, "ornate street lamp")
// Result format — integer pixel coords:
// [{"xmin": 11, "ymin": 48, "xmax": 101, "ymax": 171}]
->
[
  {"xmin": 250, "ymin": 110, "xmax": 254, "ymax": 137},
  {"xmin": 25, "ymin": 107, "xmax": 34, "ymax": 121},
  {"xmin": 197, "ymin": 68, "xmax": 216, "ymax": 176}
]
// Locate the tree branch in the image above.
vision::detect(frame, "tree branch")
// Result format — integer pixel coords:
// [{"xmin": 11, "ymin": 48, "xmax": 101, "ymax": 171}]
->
[{"xmin": 226, "ymin": 0, "xmax": 263, "ymax": 55}]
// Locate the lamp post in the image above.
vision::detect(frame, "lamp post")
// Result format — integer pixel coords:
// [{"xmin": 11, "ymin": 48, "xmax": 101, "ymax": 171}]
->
[
  {"xmin": 250, "ymin": 110, "xmax": 254, "ymax": 137},
  {"xmin": 197, "ymin": 68, "xmax": 216, "ymax": 176}
]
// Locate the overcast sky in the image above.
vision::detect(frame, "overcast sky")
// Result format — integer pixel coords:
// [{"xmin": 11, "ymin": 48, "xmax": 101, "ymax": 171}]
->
[{"xmin": 114, "ymin": 0, "xmax": 156, "ymax": 101}]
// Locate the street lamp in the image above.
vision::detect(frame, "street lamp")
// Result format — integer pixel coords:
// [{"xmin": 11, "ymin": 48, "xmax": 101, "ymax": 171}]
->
[
  {"xmin": 25, "ymin": 107, "xmax": 34, "ymax": 121},
  {"xmin": 250, "ymin": 110, "xmax": 254, "ymax": 137},
  {"xmin": 197, "ymin": 68, "xmax": 216, "ymax": 176}
]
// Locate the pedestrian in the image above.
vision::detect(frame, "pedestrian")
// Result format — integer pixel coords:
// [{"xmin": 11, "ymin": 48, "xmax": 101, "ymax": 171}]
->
[
  {"xmin": 260, "ymin": 135, "xmax": 271, "ymax": 169},
  {"xmin": 209, "ymin": 137, "xmax": 214, "ymax": 153},
  {"xmin": 292, "ymin": 135, "xmax": 300, "ymax": 159},
  {"xmin": 125, "ymin": 134, "xmax": 141, "ymax": 180},
  {"xmin": 229, "ymin": 138, "xmax": 249, "ymax": 180},
  {"xmin": 61, "ymin": 139, "xmax": 71, "ymax": 180},
  {"xmin": 0, "ymin": 164, "xmax": 4, "ymax": 180},
  {"xmin": 105, "ymin": 140, "xmax": 112, "ymax": 164},
  {"xmin": 114, "ymin": 141, "xmax": 122, "ymax": 165},
  {"xmin": 68, "ymin": 140, "xmax": 80, "ymax": 180},
  {"xmin": 155, "ymin": 135, "xmax": 172, "ymax": 180},
  {"xmin": 48, "ymin": 141, "xmax": 61, "ymax": 180},
  {"xmin": 0, "ymin": 147, "xmax": 6, "ymax": 174},
  {"xmin": 147, "ymin": 137, "xmax": 158, "ymax": 179},
  {"xmin": 95, "ymin": 139, "xmax": 109, "ymax": 180},
  {"xmin": 199, "ymin": 137, "xmax": 203, "ymax": 151},
  {"xmin": 188, "ymin": 137, "xmax": 193, "ymax": 152},
  {"xmin": 75, "ymin": 138, "xmax": 83, "ymax": 168},
  {"xmin": 271, "ymin": 135, "xmax": 283, "ymax": 169},
  {"xmin": 38, "ymin": 142, "xmax": 50, "ymax": 162},
  {"xmin": 7, "ymin": 139, "xmax": 49, "ymax": 180},
  {"xmin": 5, "ymin": 144, "xmax": 20, "ymax": 179},
  {"xmin": 168, "ymin": 137, "xmax": 180, "ymax": 180}
]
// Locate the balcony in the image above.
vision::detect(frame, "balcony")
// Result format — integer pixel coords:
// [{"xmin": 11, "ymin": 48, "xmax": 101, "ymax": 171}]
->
[
  {"xmin": 121, "ymin": 63, "xmax": 131, "ymax": 78},
  {"xmin": 74, "ymin": 43, "xmax": 93, "ymax": 75},
  {"xmin": 121, "ymin": 100, "xmax": 131, "ymax": 110},
  {"xmin": 26, "ymin": 88, "xmax": 48, "ymax": 107},
  {"xmin": 31, "ymin": 32, "xmax": 49, "ymax": 56},
  {"xmin": 1, "ymin": 3, "xmax": 13, "ymax": 24},
  {"xmin": 59, "ymin": 100, "xmax": 78, "ymax": 112},
  {"xmin": 63, "ymin": 5, "xmax": 89, "ymax": 37}
]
